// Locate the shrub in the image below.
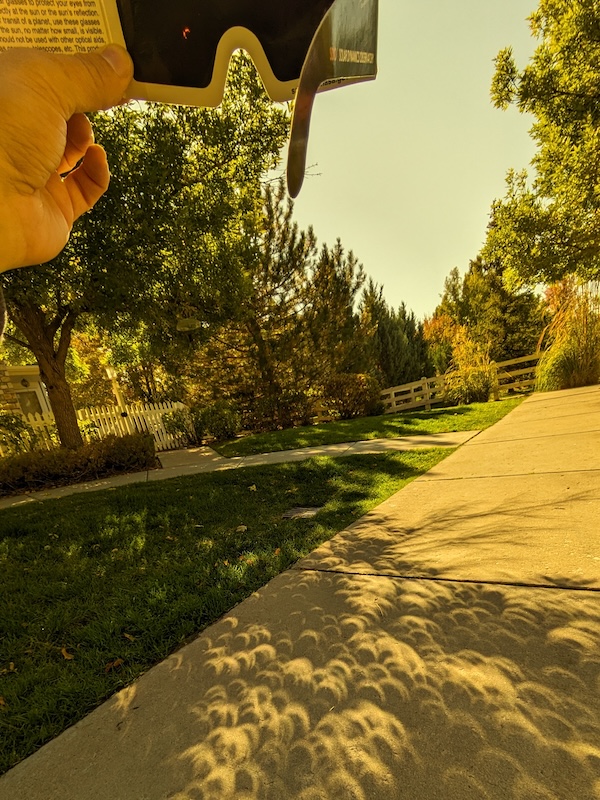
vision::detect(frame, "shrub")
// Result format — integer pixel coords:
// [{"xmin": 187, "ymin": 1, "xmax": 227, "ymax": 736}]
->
[
  {"xmin": 162, "ymin": 408, "xmax": 198, "ymax": 445},
  {"xmin": 241, "ymin": 390, "xmax": 315, "ymax": 432},
  {"xmin": 196, "ymin": 400, "xmax": 241, "ymax": 442},
  {"xmin": 0, "ymin": 413, "xmax": 40, "ymax": 455},
  {"xmin": 321, "ymin": 373, "xmax": 384, "ymax": 420},
  {"xmin": 0, "ymin": 433, "xmax": 157, "ymax": 496},
  {"xmin": 536, "ymin": 283, "xmax": 600, "ymax": 391},
  {"xmin": 443, "ymin": 331, "xmax": 497, "ymax": 406}
]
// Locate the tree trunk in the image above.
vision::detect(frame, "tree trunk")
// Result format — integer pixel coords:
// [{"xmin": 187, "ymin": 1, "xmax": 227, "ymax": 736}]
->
[
  {"xmin": 8, "ymin": 303, "xmax": 84, "ymax": 449},
  {"xmin": 37, "ymin": 352, "xmax": 83, "ymax": 449},
  {"xmin": 245, "ymin": 316, "xmax": 284, "ymax": 425}
]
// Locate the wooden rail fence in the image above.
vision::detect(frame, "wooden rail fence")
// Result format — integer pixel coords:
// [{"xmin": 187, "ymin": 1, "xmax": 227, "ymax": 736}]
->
[{"xmin": 380, "ymin": 353, "xmax": 541, "ymax": 414}]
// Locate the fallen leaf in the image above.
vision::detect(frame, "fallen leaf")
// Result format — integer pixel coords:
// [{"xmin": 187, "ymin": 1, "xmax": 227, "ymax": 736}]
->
[
  {"xmin": 223, "ymin": 560, "xmax": 229, "ymax": 566},
  {"xmin": 61, "ymin": 647, "xmax": 74, "ymax": 661},
  {"xmin": 274, "ymin": 548, "xmax": 281, "ymax": 556},
  {"xmin": 0, "ymin": 697, "xmax": 7, "ymax": 708},
  {"xmin": 123, "ymin": 633, "xmax": 136, "ymax": 642},
  {"xmin": 236, "ymin": 525, "xmax": 248, "ymax": 533},
  {"xmin": 105, "ymin": 658, "xmax": 125, "ymax": 673},
  {"xmin": 248, "ymin": 485, "xmax": 257, "ymax": 492}
]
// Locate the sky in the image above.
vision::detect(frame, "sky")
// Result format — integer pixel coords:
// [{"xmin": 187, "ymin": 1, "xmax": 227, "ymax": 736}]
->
[{"xmin": 287, "ymin": 0, "xmax": 539, "ymax": 320}]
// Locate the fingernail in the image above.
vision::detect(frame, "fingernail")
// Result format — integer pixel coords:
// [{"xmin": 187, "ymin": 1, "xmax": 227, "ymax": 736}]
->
[{"xmin": 101, "ymin": 44, "xmax": 132, "ymax": 80}]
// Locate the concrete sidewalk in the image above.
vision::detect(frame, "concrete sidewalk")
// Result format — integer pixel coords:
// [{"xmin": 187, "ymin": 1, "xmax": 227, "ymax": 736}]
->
[
  {"xmin": 1, "ymin": 386, "xmax": 599, "ymax": 800},
  {"xmin": 0, "ymin": 430, "xmax": 477, "ymax": 510}
]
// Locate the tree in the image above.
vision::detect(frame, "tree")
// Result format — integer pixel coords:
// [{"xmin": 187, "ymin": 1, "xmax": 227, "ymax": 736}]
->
[
  {"xmin": 1, "ymin": 54, "xmax": 288, "ymax": 448},
  {"xmin": 485, "ymin": 0, "xmax": 600, "ymax": 284},
  {"xmin": 186, "ymin": 182, "xmax": 368, "ymax": 430},
  {"xmin": 435, "ymin": 257, "xmax": 546, "ymax": 361},
  {"xmin": 360, "ymin": 280, "xmax": 430, "ymax": 387}
]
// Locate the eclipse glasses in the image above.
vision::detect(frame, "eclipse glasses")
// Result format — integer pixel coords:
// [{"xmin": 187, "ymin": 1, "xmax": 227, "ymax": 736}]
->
[{"xmin": 117, "ymin": 0, "xmax": 379, "ymax": 195}]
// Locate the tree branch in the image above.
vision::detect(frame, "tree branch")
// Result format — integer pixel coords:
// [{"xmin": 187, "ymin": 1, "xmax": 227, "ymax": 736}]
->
[{"xmin": 3, "ymin": 332, "xmax": 33, "ymax": 351}]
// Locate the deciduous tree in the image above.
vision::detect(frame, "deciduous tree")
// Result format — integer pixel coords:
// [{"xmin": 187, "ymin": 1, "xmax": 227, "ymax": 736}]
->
[{"xmin": 1, "ymin": 55, "xmax": 288, "ymax": 447}]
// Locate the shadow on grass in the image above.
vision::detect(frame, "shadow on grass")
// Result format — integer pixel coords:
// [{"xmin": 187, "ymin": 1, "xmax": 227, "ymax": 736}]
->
[
  {"xmin": 0, "ymin": 450, "xmax": 444, "ymax": 775},
  {"xmin": 215, "ymin": 399, "xmax": 523, "ymax": 458}
]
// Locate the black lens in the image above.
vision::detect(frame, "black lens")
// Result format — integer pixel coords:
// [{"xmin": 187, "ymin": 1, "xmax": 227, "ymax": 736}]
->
[{"xmin": 116, "ymin": 0, "xmax": 335, "ymax": 89}]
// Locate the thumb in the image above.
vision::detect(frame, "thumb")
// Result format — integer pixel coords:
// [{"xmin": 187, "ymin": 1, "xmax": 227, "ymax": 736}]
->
[
  {"xmin": 58, "ymin": 45, "xmax": 134, "ymax": 114},
  {"xmin": 0, "ymin": 45, "xmax": 133, "ymax": 116}
]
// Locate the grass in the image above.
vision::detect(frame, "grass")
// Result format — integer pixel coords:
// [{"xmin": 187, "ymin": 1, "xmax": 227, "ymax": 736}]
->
[
  {"xmin": 215, "ymin": 398, "xmax": 524, "ymax": 457},
  {"xmin": 0, "ymin": 448, "xmax": 450, "ymax": 774}
]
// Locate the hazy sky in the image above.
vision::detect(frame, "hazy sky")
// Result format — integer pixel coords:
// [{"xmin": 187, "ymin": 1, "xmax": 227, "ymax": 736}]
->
[{"xmin": 288, "ymin": 0, "xmax": 539, "ymax": 320}]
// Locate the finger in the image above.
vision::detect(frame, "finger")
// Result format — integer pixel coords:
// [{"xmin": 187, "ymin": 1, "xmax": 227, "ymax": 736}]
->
[
  {"xmin": 58, "ymin": 113, "xmax": 95, "ymax": 174},
  {"xmin": 66, "ymin": 45, "xmax": 134, "ymax": 114},
  {"xmin": 63, "ymin": 143, "xmax": 110, "ymax": 220},
  {"xmin": 2, "ymin": 46, "xmax": 134, "ymax": 118}
]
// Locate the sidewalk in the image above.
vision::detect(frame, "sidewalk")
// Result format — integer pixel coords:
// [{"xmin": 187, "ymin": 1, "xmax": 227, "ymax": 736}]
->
[
  {"xmin": 1, "ymin": 386, "xmax": 599, "ymax": 800},
  {"xmin": 0, "ymin": 430, "xmax": 477, "ymax": 510}
]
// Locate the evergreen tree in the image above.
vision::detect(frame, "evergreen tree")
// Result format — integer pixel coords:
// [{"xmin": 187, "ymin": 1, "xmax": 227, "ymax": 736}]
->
[
  {"xmin": 436, "ymin": 257, "xmax": 546, "ymax": 361},
  {"xmin": 360, "ymin": 280, "xmax": 430, "ymax": 387}
]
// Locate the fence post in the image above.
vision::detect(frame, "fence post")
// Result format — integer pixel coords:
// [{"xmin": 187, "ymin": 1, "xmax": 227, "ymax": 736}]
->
[
  {"xmin": 423, "ymin": 378, "xmax": 431, "ymax": 411},
  {"xmin": 491, "ymin": 361, "xmax": 500, "ymax": 401}
]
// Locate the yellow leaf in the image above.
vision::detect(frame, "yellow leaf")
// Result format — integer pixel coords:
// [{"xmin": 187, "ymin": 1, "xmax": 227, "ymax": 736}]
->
[
  {"xmin": 235, "ymin": 525, "xmax": 248, "ymax": 533},
  {"xmin": 248, "ymin": 485, "xmax": 257, "ymax": 492},
  {"xmin": 123, "ymin": 633, "xmax": 136, "ymax": 642},
  {"xmin": 105, "ymin": 658, "xmax": 125, "ymax": 673},
  {"xmin": 0, "ymin": 697, "xmax": 7, "ymax": 708},
  {"xmin": 61, "ymin": 647, "xmax": 74, "ymax": 661},
  {"xmin": 274, "ymin": 548, "xmax": 281, "ymax": 556}
]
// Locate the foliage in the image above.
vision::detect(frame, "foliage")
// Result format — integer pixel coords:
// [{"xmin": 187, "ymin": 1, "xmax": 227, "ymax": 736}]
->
[
  {"xmin": 0, "ymin": 434, "xmax": 156, "ymax": 496},
  {"xmin": 485, "ymin": 1, "xmax": 600, "ymax": 285},
  {"xmin": 442, "ymin": 330, "xmax": 498, "ymax": 406},
  {"xmin": 0, "ymin": 53, "xmax": 289, "ymax": 448},
  {"xmin": 423, "ymin": 313, "xmax": 456, "ymax": 375},
  {"xmin": 0, "ymin": 449, "xmax": 449, "ymax": 773},
  {"xmin": 65, "ymin": 329, "xmax": 115, "ymax": 409},
  {"xmin": 183, "ymin": 182, "xmax": 368, "ymax": 431},
  {"xmin": 162, "ymin": 408, "xmax": 197, "ymax": 446},
  {"xmin": 196, "ymin": 400, "xmax": 242, "ymax": 442},
  {"xmin": 435, "ymin": 258, "xmax": 546, "ymax": 362},
  {"xmin": 0, "ymin": 414, "xmax": 40, "ymax": 456},
  {"xmin": 321, "ymin": 373, "xmax": 383, "ymax": 420},
  {"xmin": 360, "ymin": 280, "xmax": 431, "ymax": 386},
  {"xmin": 536, "ymin": 282, "xmax": 600, "ymax": 390}
]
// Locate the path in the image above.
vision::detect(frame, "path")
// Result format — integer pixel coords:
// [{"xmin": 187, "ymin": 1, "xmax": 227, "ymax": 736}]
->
[{"xmin": 1, "ymin": 386, "xmax": 599, "ymax": 800}]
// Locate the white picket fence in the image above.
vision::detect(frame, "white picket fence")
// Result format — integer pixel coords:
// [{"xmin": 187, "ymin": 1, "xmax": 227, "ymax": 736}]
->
[{"xmin": 7, "ymin": 401, "xmax": 189, "ymax": 455}]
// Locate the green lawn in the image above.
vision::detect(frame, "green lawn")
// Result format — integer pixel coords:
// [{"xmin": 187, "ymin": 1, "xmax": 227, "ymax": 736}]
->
[
  {"xmin": 215, "ymin": 397, "xmax": 524, "ymax": 457},
  {"xmin": 0, "ymin": 448, "xmax": 450, "ymax": 774}
]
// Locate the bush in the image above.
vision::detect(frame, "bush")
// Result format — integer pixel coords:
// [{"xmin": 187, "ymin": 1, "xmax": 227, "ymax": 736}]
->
[
  {"xmin": 162, "ymin": 408, "xmax": 197, "ymax": 446},
  {"xmin": 0, "ymin": 433, "xmax": 157, "ymax": 497},
  {"xmin": 442, "ymin": 330, "xmax": 497, "ymax": 405},
  {"xmin": 241, "ymin": 390, "xmax": 315, "ymax": 432},
  {"xmin": 536, "ymin": 283, "xmax": 600, "ymax": 391},
  {"xmin": 196, "ymin": 400, "xmax": 241, "ymax": 442},
  {"xmin": 0, "ymin": 413, "xmax": 40, "ymax": 455},
  {"xmin": 321, "ymin": 373, "xmax": 384, "ymax": 420}
]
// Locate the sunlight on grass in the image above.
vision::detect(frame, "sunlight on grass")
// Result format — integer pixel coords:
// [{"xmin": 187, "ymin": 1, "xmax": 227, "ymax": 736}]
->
[
  {"xmin": 0, "ymin": 449, "xmax": 449, "ymax": 774},
  {"xmin": 215, "ymin": 398, "xmax": 523, "ymax": 457}
]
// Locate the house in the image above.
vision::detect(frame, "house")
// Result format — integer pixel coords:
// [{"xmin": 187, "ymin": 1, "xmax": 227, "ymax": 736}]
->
[{"xmin": 0, "ymin": 365, "xmax": 52, "ymax": 417}]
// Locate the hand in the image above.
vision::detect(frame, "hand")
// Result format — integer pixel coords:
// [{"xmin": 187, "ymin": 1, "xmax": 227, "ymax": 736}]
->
[{"xmin": 0, "ymin": 46, "xmax": 133, "ymax": 272}]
